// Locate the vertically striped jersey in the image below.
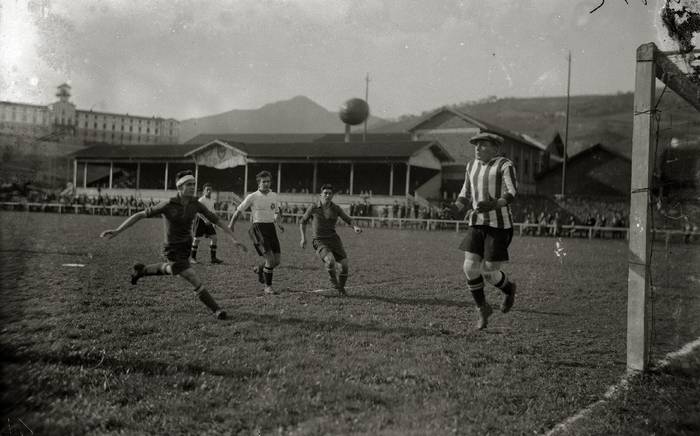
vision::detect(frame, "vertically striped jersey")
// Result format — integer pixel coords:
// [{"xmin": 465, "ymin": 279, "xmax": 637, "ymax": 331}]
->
[
  {"xmin": 237, "ymin": 190, "xmax": 280, "ymax": 223},
  {"xmin": 458, "ymin": 156, "xmax": 518, "ymax": 228}
]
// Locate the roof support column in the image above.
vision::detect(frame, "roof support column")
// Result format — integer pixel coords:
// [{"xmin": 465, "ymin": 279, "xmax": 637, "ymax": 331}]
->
[
  {"xmin": 312, "ymin": 162, "xmax": 318, "ymax": 194},
  {"xmin": 389, "ymin": 163, "xmax": 394, "ymax": 196},
  {"xmin": 136, "ymin": 163, "xmax": 141, "ymax": 191},
  {"xmin": 277, "ymin": 163, "xmax": 282, "ymax": 193},
  {"xmin": 405, "ymin": 164, "xmax": 411, "ymax": 197},
  {"xmin": 109, "ymin": 162, "xmax": 113, "ymax": 189},
  {"xmin": 83, "ymin": 162, "xmax": 87, "ymax": 189},
  {"xmin": 73, "ymin": 160, "xmax": 77, "ymax": 189},
  {"xmin": 194, "ymin": 163, "xmax": 199, "ymax": 194},
  {"xmin": 243, "ymin": 163, "xmax": 248, "ymax": 195},
  {"xmin": 349, "ymin": 163, "xmax": 354, "ymax": 195},
  {"xmin": 164, "ymin": 162, "xmax": 169, "ymax": 191}
]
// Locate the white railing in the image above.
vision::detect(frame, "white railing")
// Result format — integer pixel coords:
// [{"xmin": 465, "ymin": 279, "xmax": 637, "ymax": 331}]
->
[{"xmin": 2, "ymin": 201, "xmax": 699, "ymax": 241}]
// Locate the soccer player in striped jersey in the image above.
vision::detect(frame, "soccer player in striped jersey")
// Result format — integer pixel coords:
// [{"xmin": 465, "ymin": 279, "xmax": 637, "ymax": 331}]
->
[
  {"xmin": 228, "ymin": 171, "xmax": 285, "ymax": 295},
  {"xmin": 450, "ymin": 132, "xmax": 518, "ymax": 330},
  {"xmin": 100, "ymin": 170, "xmax": 248, "ymax": 320},
  {"xmin": 190, "ymin": 183, "xmax": 224, "ymax": 264}
]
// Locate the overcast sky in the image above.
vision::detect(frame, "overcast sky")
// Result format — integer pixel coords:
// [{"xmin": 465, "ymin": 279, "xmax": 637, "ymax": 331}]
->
[{"xmin": 0, "ymin": 0, "xmax": 679, "ymax": 121}]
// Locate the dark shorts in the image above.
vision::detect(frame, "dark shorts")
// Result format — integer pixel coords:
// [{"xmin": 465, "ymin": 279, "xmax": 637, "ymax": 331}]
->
[
  {"xmin": 459, "ymin": 225, "xmax": 513, "ymax": 262},
  {"xmin": 194, "ymin": 218, "xmax": 216, "ymax": 238},
  {"xmin": 163, "ymin": 241, "xmax": 192, "ymax": 275},
  {"xmin": 248, "ymin": 222, "xmax": 281, "ymax": 256},
  {"xmin": 312, "ymin": 235, "xmax": 347, "ymax": 262}
]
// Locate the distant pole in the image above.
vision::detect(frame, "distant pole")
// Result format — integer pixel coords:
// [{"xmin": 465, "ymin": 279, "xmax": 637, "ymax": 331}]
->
[
  {"xmin": 561, "ymin": 51, "xmax": 571, "ymax": 198},
  {"xmin": 363, "ymin": 73, "xmax": 370, "ymax": 142}
]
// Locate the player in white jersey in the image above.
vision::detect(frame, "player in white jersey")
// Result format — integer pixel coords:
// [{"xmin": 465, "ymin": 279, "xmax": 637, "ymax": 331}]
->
[
  {"xmin": 448, "ymin": 132, "xmax": 518, "ymax": 330},
  {"xmin": 228, "ymin": 171, "xmax": 285, "ymax": 294},
  {"xmin": 191, "ymin": 183, "xmax": 224, "ymax": 264}
]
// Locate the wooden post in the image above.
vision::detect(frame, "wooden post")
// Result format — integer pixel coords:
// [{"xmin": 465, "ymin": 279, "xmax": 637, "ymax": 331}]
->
[
  {"xmin": 627, "ymin": 42, "xmax": 656, "ymax": 372},
  {"xmin": 83, "ymin": 162, "xmax": 87, "ymax": 188},
  {"xmin": 349, "ymin": 163, "xmax": 354, "ymax": 195},
  {"xmin": 312, "ymin": 162, "xmax": 318, "ymax": 194},
  {"xmin": 243, "ymin": 163, "xmax": 248, "ymax": 195},
  {"xmin": 73, "ymin": 160, "xmax": 78, "ymax": 188},
  {"xmin": 389, "ymin": 163, "xmax": 394, "ymax": 196},
  {"xmin": 194, "ymin": 163, "xmax": 199, "ymax": 194},
  {"xmin": 277, "ymin": 162, "xmax": 282, "ymax": 193},
  {"xmin": 405, "ymin": 164, "xmax": 411, "ymax": 196},
  {"xmin": 164, "ymin": 162, "xmax": 169, "ymax": 191},
  {"xmin": 109, "ymin": 162, "xmax": 113, "ymax": 189},
  {"xmin": 136, "ymin": 162, "xmax": 141, "ymax": 191}
]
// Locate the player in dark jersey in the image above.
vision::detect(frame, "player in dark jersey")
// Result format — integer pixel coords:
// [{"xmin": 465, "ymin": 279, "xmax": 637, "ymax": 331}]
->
[
  {"xmin": 448, "ymin": 132, "xmax": 518, "ymax": 330},
  {"xmin": 100, "ymin": 170, "xmax": 247, "ymax": 320},
  {"xmin": 299, "ymin": 184, "xmax": 362, "ymax": 295}
]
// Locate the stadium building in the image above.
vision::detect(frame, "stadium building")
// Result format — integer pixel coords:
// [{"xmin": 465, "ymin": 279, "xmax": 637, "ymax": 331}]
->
[{"xmin": 0, "ymin": 84, "xmax": 179, "ymax": 146}]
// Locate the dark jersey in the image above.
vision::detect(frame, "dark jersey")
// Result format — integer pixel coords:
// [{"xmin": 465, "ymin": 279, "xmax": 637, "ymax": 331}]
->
[
  {"xmin": 300, "ymin": 201, "xmax": 352, "ymax": 239},
  {"xmin": 145, "ymin": 196, "xmax": 219, "ymax": 245}
]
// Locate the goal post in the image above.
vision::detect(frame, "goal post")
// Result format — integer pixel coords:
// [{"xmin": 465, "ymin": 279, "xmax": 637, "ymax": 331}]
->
[{"xmin": 628, "ymin": 42, "xmax": 700, "ymax": 372}]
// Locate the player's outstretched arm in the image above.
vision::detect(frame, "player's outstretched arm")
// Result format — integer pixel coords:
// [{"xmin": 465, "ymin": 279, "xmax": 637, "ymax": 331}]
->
[
  {"xmin": 214, "ymin": 217, "xmax": 247, "ymax": 253},
  {"xmin": 228, "ymin": 209, "xmax": 241, "ymax": 230},
  {"xmin": 339, "ymin": 209, "xmax": 362, "ymax": 234},
  {"xmin": 274, "ymin": 209, "xmax": 285, "ymax": 233},
  {"xmin": 299, "ymin": 222, "xmax": 307, "ymax": 248},
  {"xmin": 100, "ymin": 210, "xmax": 146, "ymax": 239}
]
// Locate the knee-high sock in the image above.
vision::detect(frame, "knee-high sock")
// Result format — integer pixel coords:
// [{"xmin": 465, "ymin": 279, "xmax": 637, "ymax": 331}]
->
[
  {"xmin": 338, "ymin": 272, "xmax": 348, "ymax": 289},
  {"xmin": 195, "ymin": 285, "xmax": 221, "ymax": 313},
  {"xmin": 263, "ymin": 266, "xmax": 273, "ymax": 286},
  {"xmin": 326, "ymin": 263, "xmax": 338, "ymax": 286},
  {"xmin": 483, "ymin": 270, "xmax": 512, "ymax": 294},
  {"xmin": 143, "ymin": 263, "xmax": 170, "ymax": 276},
  {"xmin": 190, "ymin": 242, "xmax": 198, "ymax": 260},
  {"xmin": 210, "ymin": 244, "xmax": 217, "ymax": 260},
  {"xmin": 467, "ymin": 275, "xmax": 486, "ymax": 306}
]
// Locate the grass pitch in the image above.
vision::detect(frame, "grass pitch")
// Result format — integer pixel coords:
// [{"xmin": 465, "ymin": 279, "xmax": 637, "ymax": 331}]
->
[{"xmin": 1, "ymin": 211, "xmax": 699, "ymax": 435}]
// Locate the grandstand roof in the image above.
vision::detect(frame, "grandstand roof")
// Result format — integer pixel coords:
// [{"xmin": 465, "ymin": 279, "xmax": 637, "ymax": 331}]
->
[
  {"xmin": 72, "ymin": 140, "xmax": 454, "ymax": 162},
  {"xmin": 186, "ymin": 139, "xmax": 454, "ymax": 162}
]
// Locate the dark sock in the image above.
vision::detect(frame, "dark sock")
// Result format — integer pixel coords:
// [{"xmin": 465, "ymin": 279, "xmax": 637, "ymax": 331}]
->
[
  {"xmin": 191, "ymin": 245, "xmax": 198, "ymax": 260},
  {"xmin": 338, "ymin": 272, "xmax": 348, "ymax": 289},
  {"xmin": 467, "ymin": 276, "xmax": 486, "ymax": 306},
  {"xmin": 210, "ymin": 244, "xmax": 217, "ymax": 260},
  {"xmin": 326, "ymin": 266, "xmax": 338, "ymax": 286},
  {"xmin": 196, "ymin": 286, "xmax": 221, "ymax": 313},
  {"xmin": 263, "ymin": 267, "xmax": 273, "ymax": 286},
  {"xmin": 143, "ymin": 263, "xmax": 169, "ymax": 276}
]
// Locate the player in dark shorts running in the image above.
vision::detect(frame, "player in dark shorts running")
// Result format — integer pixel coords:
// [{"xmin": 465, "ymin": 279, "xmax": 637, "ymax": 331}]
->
[
  {"xmin": 191, "ymin": 183, "xmax": 224, "ymax": 264},
  {"xmin": 299, "ymin": 184, "xmax": 362, "ymax": 295},
  {"xmin": 228, "ymin": 171, "xmax": 285, "ymax": 295},
  {"xmin": 100, "ymin": 170, "xmax": 247, "ymax": 320}
]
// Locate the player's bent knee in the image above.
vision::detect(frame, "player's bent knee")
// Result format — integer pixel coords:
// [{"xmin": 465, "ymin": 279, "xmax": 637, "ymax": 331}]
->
[
  {"xmin": 462, "ymin": 258, "xmax": 481, "ymax": 279},
  {"xmin": 483, "ymin": 261, "xmax": 502, "ymax": 273}
]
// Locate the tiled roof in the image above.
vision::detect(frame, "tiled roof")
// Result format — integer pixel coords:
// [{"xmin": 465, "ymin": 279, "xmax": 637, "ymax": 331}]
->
[{"xmin": 72, "ymin": 140, "xmax": 453, "ymax": 162}]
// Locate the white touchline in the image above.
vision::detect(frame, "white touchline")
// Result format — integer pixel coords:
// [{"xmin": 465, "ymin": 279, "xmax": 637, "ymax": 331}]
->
[{"xmin": 542, "ymin": 335, "xmax": 700, "ymax": 436}]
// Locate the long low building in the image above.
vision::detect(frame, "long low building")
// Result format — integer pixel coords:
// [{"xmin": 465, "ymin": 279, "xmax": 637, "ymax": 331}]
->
[{"xmin": 70, "ymin": 138, "xmax": 453, "ymax": 207}]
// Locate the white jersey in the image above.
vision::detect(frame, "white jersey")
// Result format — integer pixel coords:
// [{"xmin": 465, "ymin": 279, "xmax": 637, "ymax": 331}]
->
[
  {"xmin": 197, "ymin": 195, "xmax": 217, "ymax": 224},
  {"xmin": 237, "ymin": 190, "xmax": 280, "ymax": 223}
]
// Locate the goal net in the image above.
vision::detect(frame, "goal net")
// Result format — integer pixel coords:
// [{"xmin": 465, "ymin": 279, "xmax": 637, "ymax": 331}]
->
[{"xmin": 628, "ymin": 42, "xmax": 700, "ymax": 371}]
